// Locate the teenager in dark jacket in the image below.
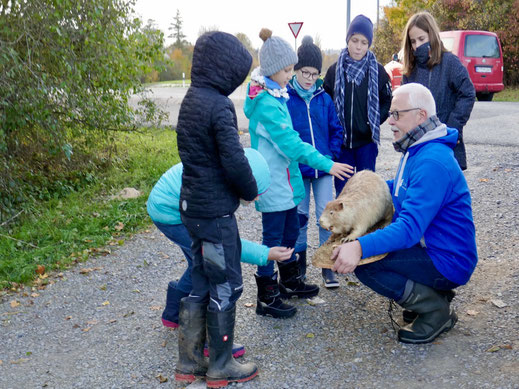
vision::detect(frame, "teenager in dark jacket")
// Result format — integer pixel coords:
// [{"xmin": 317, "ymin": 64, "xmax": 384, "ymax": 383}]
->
[
  {"xmin": 286, "ymin": 36, "xmax": 344, "ymax": 288},
  {"xmin": 175, "ymin": 31, "xmax": 258, "ymax": 387},
  {"xmin": 401, "ymin": 11, "xmax": 475, "ymax": 170},
  {"xmin": 324, "ymin": 14, "xmax": 392, "ymax": 196}
]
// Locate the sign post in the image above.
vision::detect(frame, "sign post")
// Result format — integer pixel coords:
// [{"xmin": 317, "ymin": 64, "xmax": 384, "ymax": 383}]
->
[{"xmin": 288, "ymin": 22, "xmax": 303, "ymax": 52}]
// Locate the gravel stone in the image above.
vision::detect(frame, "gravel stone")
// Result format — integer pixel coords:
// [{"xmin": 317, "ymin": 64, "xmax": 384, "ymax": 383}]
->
[{"xmin": 1, "ymin": 115, "xmax": 518, "ymax": 388}]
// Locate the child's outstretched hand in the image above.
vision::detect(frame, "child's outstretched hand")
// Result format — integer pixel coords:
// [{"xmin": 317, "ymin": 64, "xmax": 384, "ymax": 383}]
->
[
  {"xmin": 329, "ymin": 162, "xmax": 354, "ymax": 181},
  {"xmin": 267, "ymin": 247, "xmax": 295, "ymax": 262}
]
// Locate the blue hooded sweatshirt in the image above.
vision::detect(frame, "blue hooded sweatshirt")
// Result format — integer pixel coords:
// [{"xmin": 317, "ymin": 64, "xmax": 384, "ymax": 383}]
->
[
  {"xmin": 147, "ymin": 149, "xmax": 273, "ymax": 266},
  {"xmin": 358, "ymin": 127, "xmax": 478, "ymax": 285}
]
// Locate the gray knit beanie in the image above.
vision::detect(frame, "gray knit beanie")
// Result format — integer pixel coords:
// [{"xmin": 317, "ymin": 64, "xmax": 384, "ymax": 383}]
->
[
  {"xmin": 294, "ymin": 36, "xmax": 322, "ymax": 73},
  {"xmin": 258, "ymin": 28, "xmax": 298, "ymax": 77}
]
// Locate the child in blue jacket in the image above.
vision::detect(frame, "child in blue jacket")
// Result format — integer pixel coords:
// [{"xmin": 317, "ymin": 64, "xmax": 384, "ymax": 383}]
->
[
  {"xmin": 287, "ymin": 36, "xmax": 344, "ymax": 289},
  {"xmin": 244, "ymin": 28, "xmax": 353, "ymax": 319}
]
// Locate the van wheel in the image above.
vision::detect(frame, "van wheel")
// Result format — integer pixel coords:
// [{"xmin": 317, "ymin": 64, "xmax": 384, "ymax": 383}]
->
[{"xmin": 476, "ymin": 92, "xmax": 494, "ymax": 101}]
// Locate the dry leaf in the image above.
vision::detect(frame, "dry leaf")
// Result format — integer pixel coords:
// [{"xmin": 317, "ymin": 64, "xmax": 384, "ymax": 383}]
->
[
  {"xmin": 307, "ymin": 296, "xmax": 326, "ymax": 306},
  {"xmin": 244, "ymin": 303, "xmax": 254, "ymax": 308},
  {"xmin": 31, "ymin": 293, "xmax": 40, "ymax": 298},
  {"xmin": 86, "ymin": 319, "xmax": 98, "ymax": 325},
  {"xmin": 0, "ymin": 360, "xmax": 3, "ymax": 365},
  {"xmin": 10, "ymin": 300, "xmax": 20, "ymax": 308},
  {"xmin": 155, "ymin": 374, "xmax": 168, "ymax": 383},
  {"xmin": 82, "ymin": 327, "xmax": 91, "ymax": 332},
  {"xmin": 479, "ymin": 178, "xmax": 489, "ymax": 182},
  {"xmin": 491, "ymin": 299, "xmax": 507, "ymax": 308},
  {"xmin": 123, "ymin": 311, "xmax": 135, "ymax": 318},
  {"xmin": 108, "ymin": 319, "xmax": 117, "ymax": 324},
  {"xmin": 161, "ymin": 340, "xmax": 167, "ymax": 348},
  {"xmin": 466, "ymin": 310, "xmax": 479, "ymax": 316},
  {"xmin": 101, "ymin": 301, "xmax": 110, "ymax": 306},
  {"xmin": 10, "ymin": 358, "xmax": 29, "ymax": 364},
  {"xmin": 35, "ymin": 265, "xmax": 45, "ymax": 275},
  {"xmin": 114, "ymin": 222, "xmax": 125, "ymax": 231},
  {"xmin": 150, "ymin": 305, "xmax": 162, "ymax": 311},
  {"xmin": 500, "ymin": 344, "xmax": 513, "ymax": 350},
  {"xmin": 65, "ymin": 316, "xmax": 73, "ymax": 321}
]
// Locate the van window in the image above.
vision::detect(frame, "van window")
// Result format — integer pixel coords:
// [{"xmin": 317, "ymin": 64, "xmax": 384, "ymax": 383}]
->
[
  {"xmin": 441, "ymin": 37, "xmax": 454, "ymax": 52},
  {"xmin": 464, "ymin": 35, "xmax": 500, "ymax": 58}
]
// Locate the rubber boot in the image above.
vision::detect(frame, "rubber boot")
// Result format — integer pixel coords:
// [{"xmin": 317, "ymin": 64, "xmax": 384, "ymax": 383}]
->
[
  {"xmin": 402, "ymin": 289, "xmax": 456, "ymax": 323},
  {"xmin": 205, "ymin": 307, "xmax": 258, "ymax": 388},
  {"xmin": 278, "ymin": 259, "xmax": 319, "ymax": 299},
  {"xmin": 255, "ymin": 273, "xmax": 297, "ymax": 318},
  {"xmin": 398, "ymin": 282, "xmax": 458, "ymax": 344},
  {"xmin": 162, "ymin": 281, "xmax": 190, "ymax": 328},
  {"xmin": 174, "ymin": 299, "xmax": 208, "ymax": 383},
  {"xmin": 295, "ymin": 250, "xmax": 307, "ymax": 280}
]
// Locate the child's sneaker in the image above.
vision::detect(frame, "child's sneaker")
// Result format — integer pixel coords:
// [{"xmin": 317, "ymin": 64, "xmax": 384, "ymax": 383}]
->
[{"xmin": 322, "ymin": 269, "xmax": 340, "ymax": 289}]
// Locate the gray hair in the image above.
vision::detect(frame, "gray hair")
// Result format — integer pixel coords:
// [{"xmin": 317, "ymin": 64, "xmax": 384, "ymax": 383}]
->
[{"xmin": 393, "ymin": 83, "xmax": 436, "ymax": 117}]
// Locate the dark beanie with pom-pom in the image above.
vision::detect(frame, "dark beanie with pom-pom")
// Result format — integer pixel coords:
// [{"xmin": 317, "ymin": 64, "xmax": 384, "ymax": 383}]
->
[{"xmin": 294, "ymin": 36, "xmax": 322, "ymax": 73}]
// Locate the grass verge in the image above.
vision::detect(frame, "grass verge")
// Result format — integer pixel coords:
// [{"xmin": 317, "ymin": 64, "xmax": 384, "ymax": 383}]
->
[
  {"xmin": 0, "ymin": 128, "xmax": 179, "ymax": 289},
  {"xmin": 494, "ymin": 87, "xmax": 519, "ymax": 101}
]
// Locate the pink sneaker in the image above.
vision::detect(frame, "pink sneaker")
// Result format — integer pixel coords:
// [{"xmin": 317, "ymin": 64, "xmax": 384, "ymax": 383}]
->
[
  {"xmin": 203, "ymin": 342, "xmax": 245, "ymax": 358},
  {"xmin": 161, "ymin": 317, "xmax": 179, "ymax": 328}
]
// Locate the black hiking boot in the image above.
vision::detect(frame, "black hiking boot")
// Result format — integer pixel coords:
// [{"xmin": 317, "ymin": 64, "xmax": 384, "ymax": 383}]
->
[
  {"xmin": 278, "ymin": 259, "xmax": 319, "ymax": 299},
  {"xmin": 255, "ymin": 272, "xmax": 297, "ymax": 318},
  {"xmin": 295, "ymin": 250, "xmax": 307, "ymax": 280}
]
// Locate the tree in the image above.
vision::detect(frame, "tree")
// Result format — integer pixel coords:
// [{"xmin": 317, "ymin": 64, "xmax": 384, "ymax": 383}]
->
[
  {"xmin": 374, "ymin": 0, "xmax": 519, "ymax": 85},
  {"xmin": 236, "ymin": 32, "xmax": 257, "ymax": 72},
  {"xmin": 0, "ymin": 0, "xmax": 167, "ymax": 220},
  {"xmin": 168, "ymin": 9, "xmax": 187, "ymax": 49}
]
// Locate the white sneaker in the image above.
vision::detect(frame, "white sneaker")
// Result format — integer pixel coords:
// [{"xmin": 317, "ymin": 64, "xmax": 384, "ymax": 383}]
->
[{"xmin": 322, "ymin": 269, "xmax": 340, "ymax": 289}]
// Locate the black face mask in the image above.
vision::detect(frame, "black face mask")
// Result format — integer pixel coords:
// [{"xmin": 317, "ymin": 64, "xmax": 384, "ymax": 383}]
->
[{"xmin": 413, "ymin": 42, "xmax": 431, "ymax": 65}]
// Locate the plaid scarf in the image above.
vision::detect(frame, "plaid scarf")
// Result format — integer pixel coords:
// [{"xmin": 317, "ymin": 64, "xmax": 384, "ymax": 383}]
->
[
  {"xmin": 334, "ymin": 48, "xmax": 380, "ymax": 144},
  {"xmin": 393, "ymin": 115, "xmax": 442, "ymax": 153}
]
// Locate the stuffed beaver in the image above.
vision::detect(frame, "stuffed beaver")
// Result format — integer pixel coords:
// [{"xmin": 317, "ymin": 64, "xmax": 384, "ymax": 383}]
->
[{"xmin": 313, "ymin": 170, "xmax": 394, "ymax": 269}]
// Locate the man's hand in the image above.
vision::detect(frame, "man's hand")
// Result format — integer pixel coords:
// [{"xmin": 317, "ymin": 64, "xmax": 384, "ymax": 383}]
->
[
  {"xmin": 329, "ymin": 162, "xmax": 354, "ymax": 181},
  {"xmin": 332, "ymin": 240, "xmax": 362, "ymax": 273},
  {"xmin": 268, "ymin": 247, "xmax": 295, "ymax": 262}
]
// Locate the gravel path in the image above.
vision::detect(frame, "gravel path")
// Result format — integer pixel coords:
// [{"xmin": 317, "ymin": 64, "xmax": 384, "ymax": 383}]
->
[{"xmin": 1, "ymin": 126, "xmax": 518, "ymax": 389}]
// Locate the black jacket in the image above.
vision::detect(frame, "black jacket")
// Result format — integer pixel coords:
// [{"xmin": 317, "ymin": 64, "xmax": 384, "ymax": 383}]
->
[
  {"xmin": 324, "ymin": 61, "xmax": 392, "ymax": 149},
  {"xmin": 177, "ymin": 31, "xmax": 257, "ymax": 218}
]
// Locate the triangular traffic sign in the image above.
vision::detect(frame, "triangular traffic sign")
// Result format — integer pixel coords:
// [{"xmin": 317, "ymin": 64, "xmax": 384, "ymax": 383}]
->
[{"xmin": 288, "ymin": 22, "xmax": 303, "ymax": 38}]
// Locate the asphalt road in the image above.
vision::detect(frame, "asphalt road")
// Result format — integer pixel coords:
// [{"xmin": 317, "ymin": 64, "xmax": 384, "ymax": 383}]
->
[{"xmin": 133, "ymin": 85, "xmax": 519, "ymax": 147}]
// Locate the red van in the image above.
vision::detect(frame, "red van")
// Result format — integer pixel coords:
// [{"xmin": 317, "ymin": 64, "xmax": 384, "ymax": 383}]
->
[
  {"xmin": 439, "ymin": 30, "xmax": 504, "ymax": 101},
  {"xmin": 384, "ymin": 52, "xmax": 403, "ymax": 91}
]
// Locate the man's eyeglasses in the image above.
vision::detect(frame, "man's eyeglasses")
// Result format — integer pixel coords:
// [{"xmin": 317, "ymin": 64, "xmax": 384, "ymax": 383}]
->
[
  {"xmin": 388, "ymin": 108, "xmax": 422, "ymax": 121},
  {"xmin": 300, "ymin": 70, "xmax": 320, "ymax": 80}
]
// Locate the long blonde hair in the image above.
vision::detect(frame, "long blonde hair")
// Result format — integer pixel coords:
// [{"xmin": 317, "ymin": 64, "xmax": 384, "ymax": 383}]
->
[{"xmin": 402, "ymin": 12, "xmax": 447, "ymax": 76}]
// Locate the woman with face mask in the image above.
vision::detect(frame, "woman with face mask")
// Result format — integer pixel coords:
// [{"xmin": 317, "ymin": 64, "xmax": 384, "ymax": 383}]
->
[{"xmin": 401, "ymin": 11, "xmax": 476, "ymax": 171}]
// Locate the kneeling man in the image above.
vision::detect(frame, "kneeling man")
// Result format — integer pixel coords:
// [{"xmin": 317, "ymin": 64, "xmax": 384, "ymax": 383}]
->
[{"xmin": 332, "ymin": 83, "xmax": 478, "ymax": 344}]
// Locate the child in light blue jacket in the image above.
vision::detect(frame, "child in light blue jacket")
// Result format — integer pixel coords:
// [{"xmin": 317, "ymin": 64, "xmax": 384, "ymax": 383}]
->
[
  {"xmin": 147, "ymin": 148, "xmax": 293, "ymax": 357},
  {"xmin": 244, "ymin": 28, "xmax": 353, "ymax": 319}
]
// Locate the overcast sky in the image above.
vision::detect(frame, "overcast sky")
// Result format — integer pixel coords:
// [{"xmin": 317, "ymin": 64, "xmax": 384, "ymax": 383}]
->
[{"xmin": 133, "ymin": 0, "xmax": 393, "ymax": 51}]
